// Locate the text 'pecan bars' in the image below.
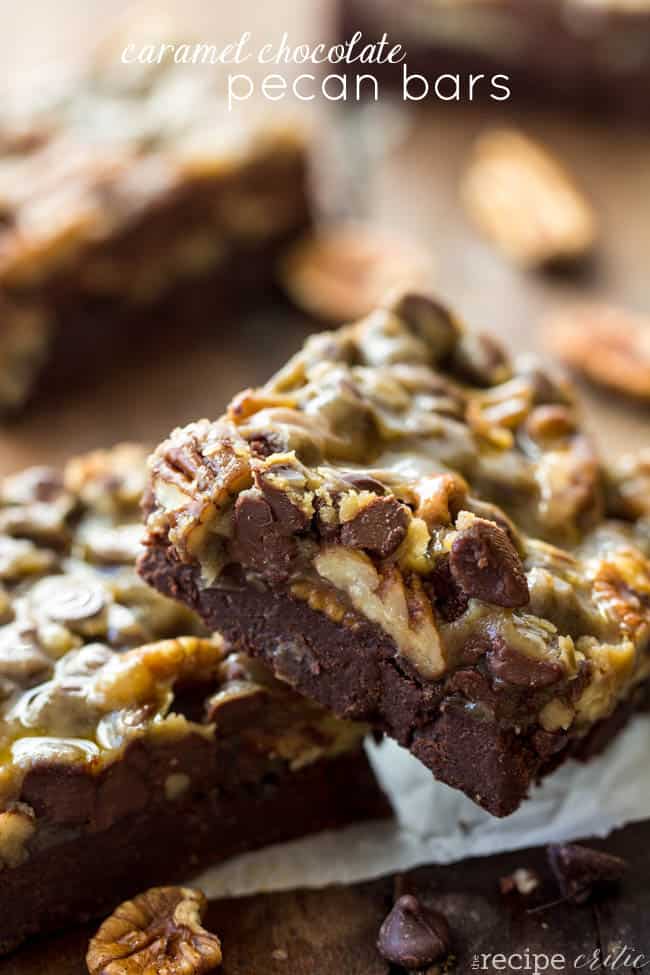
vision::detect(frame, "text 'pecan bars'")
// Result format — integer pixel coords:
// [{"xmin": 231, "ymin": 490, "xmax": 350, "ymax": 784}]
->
[
  {"xmin": 0, "ymin": 43, "xmax": 310, "ymax": 414},
  {"xmin": 140, "ymin": 293, "xmax": 650, "ymax": 818},
  {"xmin": 0, "ymin": 445, "xmax": 389, "ymax": 955}
]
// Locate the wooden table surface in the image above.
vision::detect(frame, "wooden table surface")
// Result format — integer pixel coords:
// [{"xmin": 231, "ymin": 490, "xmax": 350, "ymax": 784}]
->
[{"xmin": 4, "ymin": 819, "xmax": 650, "ymax": 973}]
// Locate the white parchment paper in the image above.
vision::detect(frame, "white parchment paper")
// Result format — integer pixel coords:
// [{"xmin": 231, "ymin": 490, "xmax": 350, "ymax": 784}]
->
[{"xmin": 194, "ymin": 715, "xmax": 650, "ymax": 898}]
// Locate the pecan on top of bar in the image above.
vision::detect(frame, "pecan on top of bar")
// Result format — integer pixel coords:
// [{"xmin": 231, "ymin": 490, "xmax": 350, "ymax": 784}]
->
[
  {"xmin": 0, "ymin": 445, "xmax": 366, "ymax": 855},
  {"xmin": 142, "ymin": 293, "xmax": 650, "ymax": 733}
]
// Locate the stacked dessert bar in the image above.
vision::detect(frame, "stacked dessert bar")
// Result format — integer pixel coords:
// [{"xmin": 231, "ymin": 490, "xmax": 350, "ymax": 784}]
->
[
  {"xmin": 338, "ymin": 0, "xmax": 650, "ymax": 118},
  {"xmin": 0, "ymin": 49, "xmax": 310, "ymax": 413},
  {"xmin": 139, "ymin": 292, "xmax": 650, "ymax": 817},
  {"xmin": 0, "ymin": 445, "xmax": 389, "ymax": 954}
]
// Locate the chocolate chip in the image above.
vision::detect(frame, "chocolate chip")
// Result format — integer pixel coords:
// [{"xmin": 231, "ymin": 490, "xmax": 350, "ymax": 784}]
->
[
  {"xmin": 340, "ymin": 472, "xmax": 387, "ymax": 495},
  {"xmin": 247, "ymin": 431, "xmax": 286, "ymax": 458},
  {"xmin": 255, "ymin": 471, "xmax": 309, "ymax": 534},
  {"xmin": 449, "ymin": 520, "xmax": 529, "ymax": 608},
  {"xmin": 486, "ymin": 637, "xmax": 563, "ymax": 689},
  {"xmin": 425, "ymin": 555, "xmax": 469, "ymax": 622},
  {"xmin": 232, "ymin": 490, "xmax": 296, "ymax": 584},
  {"xmin": 451, "ymin": 331, "xmax": 511, "ymax": 387},
  {"xmin": 340, "ymin": 496, "xmax": 409, "ymax": 559},
  {"xmin": 463, "ymin": 497, "xmax": 523, "ymax": 551},
  {"xmin": 547, "ymin": 844, "xmax": 627, "ymax": 905},
  {"xmin": 390, "ymin": 293, "xmax": 460, "ymax": 361},
  {"xmin": 377, "ymin": 894, "xmax": 451, "ymax": 970},
  {"xmin": 30, "ymin": 576, "xmax": 107, "ymax": 623}
]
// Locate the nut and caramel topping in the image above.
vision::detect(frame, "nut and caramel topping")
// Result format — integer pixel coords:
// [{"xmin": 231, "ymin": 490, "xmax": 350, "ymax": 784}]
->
[
  {"xmin": 0, "ymin": 445, "xmax": 367, "ymax": 846},
  {"xmin": 143, "ymin": 292, "xmax": 650, "ymax": 739},
  {"xmin": 0, "ymin": 26, "xmax": 308, "ymax": 414},
  {"xmin": 0, "ymin": 43, "xmax": 306, "ymax": 294}
]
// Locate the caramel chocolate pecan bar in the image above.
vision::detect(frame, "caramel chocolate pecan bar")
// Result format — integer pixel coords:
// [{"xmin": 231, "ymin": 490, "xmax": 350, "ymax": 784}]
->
[
  {"xmin": 140, "ymin": 293, "xmax": 650, "ymax": 817},
  {"xmin": 0, "ymin": 445, "xmax": 389, "ymax": 955},
  {"xmin": 0, "ymin": 42, "xmax": 310, "ymax": 414},
  {"xmin": 338, "ymin": 0, "xmax": 650, "ymax": 119}
]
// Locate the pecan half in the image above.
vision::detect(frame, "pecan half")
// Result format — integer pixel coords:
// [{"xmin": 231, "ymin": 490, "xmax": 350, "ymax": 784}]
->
[
  {"xmin": 86, "ymin": 886, "xmax": 222, "ymax": 975},
  {"xmin": 461, "ymin": 129, "xmax": 597, "ymax": 268},
  {"xmin": 279, "ymin": 223, "xmax": 432, "ymax": 323},
  {"xmin": 545, "ymin": 303, "xmax": 650, "ymax": 401}
]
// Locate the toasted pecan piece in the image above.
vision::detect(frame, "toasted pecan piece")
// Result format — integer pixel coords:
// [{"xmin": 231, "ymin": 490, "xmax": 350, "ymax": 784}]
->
[
  {"xmin": 461, "ymin": 129, "xmax": 597, "ymax": 268},
  {"xmin": 545, "ymin": 303, "xmax": 650, "ymax": 401}
]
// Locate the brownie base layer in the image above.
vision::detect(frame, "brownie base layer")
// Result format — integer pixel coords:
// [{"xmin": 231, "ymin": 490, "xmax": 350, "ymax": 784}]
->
[
  {"xmin": 0, "ymin": 750, "xmax": 390, "ymax": 957},
  {"xmin": 140, "ymin": 544, "xmax": 647, "ymax": 819},
  {"xmin": 338, "ymin": 0, "xmax": 650, "ymax": 120}
]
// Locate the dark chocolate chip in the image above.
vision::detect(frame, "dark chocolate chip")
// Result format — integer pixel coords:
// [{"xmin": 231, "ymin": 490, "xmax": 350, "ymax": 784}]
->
[
  {"xmin": 232, "ymin": 490, "xmax": 296, "ymax": 584},
  {"xmin": 547, "ymin": 844, "xmax": 627, "ymax": 905},
  {"xmin": 425, "ymin": 555, "xmax": 469, "ymax": 622},
  {"xmin": 486, "ymin": 637, "xmax": 563, "ymax": 689},
  {"xmin": 255, "ymin": 471, "xmax": 310, "ymax": 534},
  {"xmin": 390, "ymin": 293, "xmax": 460, "ymax": 361},
  {"xmin": 340, "ymin": 472, "xmax": 387, "ymax": 495},
  {"xmin": 463, "ymin": 497, "xmax": 523, "ymax": 551},
  {"xmin": 377, "ymin": 894, "xmax": 451, "ymax": 970},
  {"xmin": 32, "ymin": 577, "xmax": 107, "ymax": 623},
  {"xmin": 451, "ymin": 331, "xmax": 512, "ymax": 387},
  {"xmin": 30, "ymin": 468, "xmax": 65, "ymax": 503},
  {"xmin": 247, "ymin": 431, "xmax": 286, "ymax": 458},
  {"xmin": 449, "ymin": 520, "xmax": 529, "ymax": 608},
  {"xmin": 340, "ymin": 496, "xmax": 409, "ymax": 559}
]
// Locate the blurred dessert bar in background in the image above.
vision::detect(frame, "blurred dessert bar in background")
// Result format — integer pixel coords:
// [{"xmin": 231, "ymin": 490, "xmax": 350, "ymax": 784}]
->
[
  {"xmin": 0, "ymin": 444, "xmax": 389, "ymax": 955},
  {"xmin": 339, "ymin": 0, "xmax": 650, "ymax": 118},
  {"xmin": 0, "ymin": 42, "xmax": 311, "ymax": 415}
]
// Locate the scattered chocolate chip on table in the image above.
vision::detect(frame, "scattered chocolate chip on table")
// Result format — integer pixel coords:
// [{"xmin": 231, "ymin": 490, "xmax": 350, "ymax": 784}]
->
[
  {"xmin": 4, "ymin": 819, "xmax": 649, "ymax": 973},
  {"xmin": 0, "ymin": 445, "xmax": 390, "ymax": 956},
  {"xmin": 139, "ymin": 291, "xmax": 650, "ymax": 817}
]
